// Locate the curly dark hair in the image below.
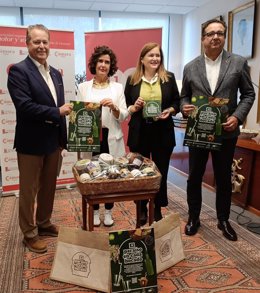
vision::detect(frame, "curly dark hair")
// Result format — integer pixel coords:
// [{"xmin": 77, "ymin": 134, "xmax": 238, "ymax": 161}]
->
[{"xmin": 88, "ymin": 45, "xmax": 118, "ymax": 77}]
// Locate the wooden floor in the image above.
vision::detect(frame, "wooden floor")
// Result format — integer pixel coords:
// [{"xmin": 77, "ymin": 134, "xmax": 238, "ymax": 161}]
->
[{"xmin": 168, "ymin": 164, "xmax": 260, "ymax": 235}]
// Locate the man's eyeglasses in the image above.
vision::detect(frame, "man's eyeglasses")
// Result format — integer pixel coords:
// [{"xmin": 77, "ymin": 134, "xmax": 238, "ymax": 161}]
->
[{"xmin": 203, "ymin": 31, "xmax": 225, "ymax": 38}]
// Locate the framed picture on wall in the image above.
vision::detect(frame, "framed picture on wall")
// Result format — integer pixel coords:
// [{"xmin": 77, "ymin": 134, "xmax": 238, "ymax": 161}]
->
[
  {"xmin": 228, "ymin": 0, "xmax": 256, "ymax": 59},
  {"xmin": 257, "ymin": 73, "xmax": 260, "ymax": 123}
]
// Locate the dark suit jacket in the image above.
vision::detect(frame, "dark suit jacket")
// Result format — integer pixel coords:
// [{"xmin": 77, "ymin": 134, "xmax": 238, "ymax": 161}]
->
[
  {"xmin": 125, "ymin": 72, "xmax": 180, "ymax": 150},
  {"xmin": 7, "ymin": 56, "xmax": 67, "ymax": 155},
  {"xmin": 180, "ymin": 50, "xmax": 255, "ymax": 139}
]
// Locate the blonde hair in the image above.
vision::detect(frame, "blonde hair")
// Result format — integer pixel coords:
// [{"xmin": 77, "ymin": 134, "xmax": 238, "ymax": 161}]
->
[{"xmin": 130, "ymin": 42, "xmax": 169, "ymax": 85}]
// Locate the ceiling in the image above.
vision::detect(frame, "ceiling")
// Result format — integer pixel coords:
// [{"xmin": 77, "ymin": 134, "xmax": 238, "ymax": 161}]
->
[{"xmin": 0, "ymin": 0, "xmax": 212, "ymax": 15}]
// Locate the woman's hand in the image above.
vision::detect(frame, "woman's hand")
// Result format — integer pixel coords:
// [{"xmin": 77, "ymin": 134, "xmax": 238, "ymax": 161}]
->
[
  {"xmin": 129, "ymin": 97, "xmax": 145, "ymax": 114},
  {"xmin": 101, "ymin": 98, "xmax": 119, "ymax": 117},
  {"xmin": 157, "ymin": 107, "xmax": 175, "ymax": 120},
  {"xmin": 134, "ymin": 97, "xmax": 145, "ymax": 110},
  {"xmin": 100, "ymin": 98, "xmax": 114, "ymax": 109}
]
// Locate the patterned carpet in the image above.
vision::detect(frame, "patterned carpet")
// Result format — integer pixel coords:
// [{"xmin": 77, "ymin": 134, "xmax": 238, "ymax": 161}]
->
[
  {"xmin": 0, "ymin": 194, "xmax": 24, "ymax": 293},
  {"xmin": 0, "ymin": 183, "xmax": 260, "ymax": 293}
]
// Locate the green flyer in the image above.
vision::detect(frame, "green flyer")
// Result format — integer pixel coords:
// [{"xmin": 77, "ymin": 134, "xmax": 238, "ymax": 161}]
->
[
  {"xmin": 143, "ymin": 100, "xmax": 161, "ymax": 118},
  {"xmin": 183, "ymin": 96, "xmax": 229, "ymax": 150},
  {"xmin": 109, "ymin": 228, "xmax": 157, "ymax": 293},
  {"xmin": 68, "ymin": 101, "xmax": 101, "ymax": 152}
]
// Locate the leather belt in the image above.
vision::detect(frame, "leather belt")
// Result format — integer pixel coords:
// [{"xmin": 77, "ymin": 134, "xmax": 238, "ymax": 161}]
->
[{"xmin": 144, "ymin": 117, "xmax": 155, "ymax": 124}]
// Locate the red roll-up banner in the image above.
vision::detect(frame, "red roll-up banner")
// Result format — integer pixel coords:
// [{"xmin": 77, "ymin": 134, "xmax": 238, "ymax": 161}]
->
[
  {"xmin": 0, "ymin": 26, "xmax": 77, "ymax": 195},
  {"xmin": 84, "ymin": 28, "xmax": 162, "ymax": 147}
]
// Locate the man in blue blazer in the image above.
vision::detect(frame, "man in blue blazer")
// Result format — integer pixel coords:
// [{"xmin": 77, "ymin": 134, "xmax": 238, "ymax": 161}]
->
[
  {"xmin": 180, "ymin": 19, "xmax": 255, "ymax": 241},
  {"xmin": 7, "ymin": 24, "xmax": 73, "ymax": 253}
]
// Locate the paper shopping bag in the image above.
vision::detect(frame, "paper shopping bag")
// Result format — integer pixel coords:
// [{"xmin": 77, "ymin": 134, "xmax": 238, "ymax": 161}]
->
[
  {"xmin": 50, "ymin": 226, "xmax": 110, "ymax": 292},
  {"xmin": 153, "ymin": 212, "xmax": 185, "ymax": 273}
]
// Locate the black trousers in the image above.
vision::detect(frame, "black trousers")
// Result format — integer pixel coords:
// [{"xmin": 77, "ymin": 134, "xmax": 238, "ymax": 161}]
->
[
  {"xmin": 187, "ymin": 137, "xmax": 237, "ymax": 221},
  {"xmin": 93, "ymin": 128, "xmax": 113, "ymax": 210},
  {"xmin": 130, "ymin": 120, "xmax": 174, "ymax": 209}
]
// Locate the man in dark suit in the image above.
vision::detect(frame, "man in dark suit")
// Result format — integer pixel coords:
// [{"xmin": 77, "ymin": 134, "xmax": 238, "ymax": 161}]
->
[
  {"xmin": 7, "ymin": 24, "xmax": 73, "ymax": 253},
  {"xmin": 180, "ymin": 19, "xmax": 255, "ymax": 241}
]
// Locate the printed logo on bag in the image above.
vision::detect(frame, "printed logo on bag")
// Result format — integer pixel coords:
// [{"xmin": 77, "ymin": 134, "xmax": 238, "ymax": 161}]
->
[
  {"xmin": 71, "ymin": 252, "xmax": 91, "ymax": 278},
  {"xmin": 159, "ymin": 239, "xmax": 173, "ymax": 263}
]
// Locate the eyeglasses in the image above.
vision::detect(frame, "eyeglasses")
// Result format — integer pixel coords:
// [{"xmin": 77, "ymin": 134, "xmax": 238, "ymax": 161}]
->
[{"xmin": 203, "ymin": 31, "xmax": 225, "ymax": 38}]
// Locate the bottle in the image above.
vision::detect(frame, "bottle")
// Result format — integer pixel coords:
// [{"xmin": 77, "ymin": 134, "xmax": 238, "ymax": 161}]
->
[
  {"xmin": 144, "ymin": 252, "xmax": 154, "ymax": 276},
  {"xmin": 92, "ymin": 120, "xmax": 99, "ymax": 138},
  {"xmin": 132, "ymin": 154, "xmax": 144, "ymax": 169}
]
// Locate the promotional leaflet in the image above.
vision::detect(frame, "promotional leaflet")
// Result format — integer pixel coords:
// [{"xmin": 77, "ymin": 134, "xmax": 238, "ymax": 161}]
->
[
  {"xmin": 183, "ymin": 96, "xmax": 229, "ymax": 150},
  {"xmin": 68, "ymin": 101, "xmax": 101, "ymax": 153},
  {"xmin": 109, "ymin": 228, "xmax": 157, "ymax": 293},
  {"xmin": 142, "ymin": 100, "xmax": 161, "ymax": 118},
  {"xmin": 141, "ymin": 83, "xmax": 162, "ymax": 118}
]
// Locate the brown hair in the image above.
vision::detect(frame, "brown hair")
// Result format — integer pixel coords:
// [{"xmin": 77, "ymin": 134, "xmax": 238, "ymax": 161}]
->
[{"xmin": 129, "ymin": 42, "xmax": 169, "ymax": 85}]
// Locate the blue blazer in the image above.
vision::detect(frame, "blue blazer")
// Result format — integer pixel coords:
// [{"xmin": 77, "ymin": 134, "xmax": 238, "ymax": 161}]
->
[{"xmin": 7, "ymin": 56, "xmax": 67, "ymax": 155}]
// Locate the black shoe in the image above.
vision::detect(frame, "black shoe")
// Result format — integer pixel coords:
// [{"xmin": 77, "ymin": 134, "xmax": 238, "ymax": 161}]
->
[
  {"xmin": 185, "ymin": 218, "xmax": 200, "ymax": 236},
  {"xmin": 140, "ymin": 207, "xmax": 148, "ymax": 226},
  {"xmin": 154, "ymin": 206, "xmax": 162, "ymax": 222},
  {"xmin": 217, "ymin": 220, "xmax": 237, "ymax": 241}
]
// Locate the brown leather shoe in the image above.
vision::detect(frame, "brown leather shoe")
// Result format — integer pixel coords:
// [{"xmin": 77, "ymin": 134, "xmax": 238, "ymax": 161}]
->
[
  {"xmin": 23, "ymin": 236, "xmax": 47, "ymax": 253},
  {"xmin": 38, "ymin": 224, "xmax": 59, "ymax": 237}
]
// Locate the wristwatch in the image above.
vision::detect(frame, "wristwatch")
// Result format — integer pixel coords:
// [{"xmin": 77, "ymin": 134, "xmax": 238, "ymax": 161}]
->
[{"xmin": 127, "ymin": 106, "xmax": 133, "ymax": 115}]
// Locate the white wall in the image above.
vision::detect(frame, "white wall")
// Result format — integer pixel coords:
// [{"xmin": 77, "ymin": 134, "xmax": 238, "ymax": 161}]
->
[
  {"xmin": 169, "ymin": 0, "xmax": 259, "ymax": 130},
  {"xmin": 168, "ymin": 14, "xmax": 183, "ymax": 80}
]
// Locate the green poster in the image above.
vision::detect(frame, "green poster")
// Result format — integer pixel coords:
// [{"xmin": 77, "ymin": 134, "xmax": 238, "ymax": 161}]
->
[
  {"xmin": 109, "ymin": 228, "xmax": 157, "ymax": 293},
  {"xmin": 68, "ymin": 101, "xmax": 101, "ymax": 152},
  {"xmin": 183, "ymin": 96, "xmax": 229, "ymax": 150},
  {"xmin": 142, "ymin": 100, "xmax": 161, "ymax": 118}
]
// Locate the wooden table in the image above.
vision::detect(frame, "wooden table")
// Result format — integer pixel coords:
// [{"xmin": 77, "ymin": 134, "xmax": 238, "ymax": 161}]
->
[
  {"xmin": 233, "ymin": 138, "xmax": 260, "ymax": 214},
  {"xmin": 81, "ymin": 190, "xmax": 157, "ymax": 231}
]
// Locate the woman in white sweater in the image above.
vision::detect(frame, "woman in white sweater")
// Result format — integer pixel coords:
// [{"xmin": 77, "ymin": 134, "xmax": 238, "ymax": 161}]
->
[{"xmin": 77, "ymin": 45, "xmax": 128, "ymax": 227}]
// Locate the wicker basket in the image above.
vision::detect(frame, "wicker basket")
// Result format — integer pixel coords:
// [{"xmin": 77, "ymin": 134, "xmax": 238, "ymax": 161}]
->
[{"xmin": 72, "ymin": 165, "xmax": 161, "ymax": 196}]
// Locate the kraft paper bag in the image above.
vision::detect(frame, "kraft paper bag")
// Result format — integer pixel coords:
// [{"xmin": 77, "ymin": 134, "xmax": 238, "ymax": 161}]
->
[
  {"xmin": 153, "ymin": 212, "xmax": 185, "ymax": 273},
  {"xmin": 50, "ymin": 226, "xmax": 110, "ymax": 293}
]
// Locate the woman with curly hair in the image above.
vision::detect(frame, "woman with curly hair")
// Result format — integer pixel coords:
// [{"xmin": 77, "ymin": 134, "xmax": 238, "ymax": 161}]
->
[{"xmin": 77, "ymin": 45, "xmax": 128, "ymax": 227}]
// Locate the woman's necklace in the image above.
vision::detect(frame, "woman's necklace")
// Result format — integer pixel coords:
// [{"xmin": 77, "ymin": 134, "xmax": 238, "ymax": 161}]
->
[{"xmin": 93, "ymin": 77, "xmax": 110, "ymax": 89}]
